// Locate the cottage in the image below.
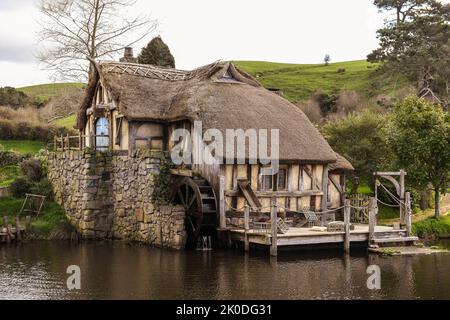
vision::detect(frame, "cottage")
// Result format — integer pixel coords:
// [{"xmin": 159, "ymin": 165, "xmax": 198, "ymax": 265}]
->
[{"xmin": 70, "ymin": 48, "xmax": 353, "ymax": 246}]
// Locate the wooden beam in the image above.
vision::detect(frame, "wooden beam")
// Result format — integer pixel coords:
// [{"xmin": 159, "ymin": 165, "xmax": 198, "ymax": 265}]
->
[
  {"xmin": 270, "ymin": 198, "xmax": 278, "ymax": 256},
  {"xmin": 244, "ymin": 205, "xmax": 250, "ymax": 252},
  {"xmin": 303, "ymin": 166, "xmax": 321, "ymax": 190},
  {"xmin": 329, "ymin": 175, "xmax": 343, "ymax": 194},
  {"xmin": 368, "ymin": 197, "xmax": 377, "ymax": 244},
  {"xmin": 405, "ymin": 192, "xmax": 412, "ymax": 237},
  {"xmin": 219, "ymin": 175, "xmax": 226, "ymax": 229},
  {"xmin": 321, "ymin": 166, "xmax": 329, "ymax": 225},
  {"xmin": 344, "ymin": 199, "xmax": 350, "ymax": 253},
  {"xmin": 374, "ymin": 171, "xmax": 408, "ymax": 176}
]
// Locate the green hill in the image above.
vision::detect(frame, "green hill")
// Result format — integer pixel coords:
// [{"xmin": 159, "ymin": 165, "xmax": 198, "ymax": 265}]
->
[
  {"xmin": 234, "ymin": 60, "xmax": 409, "ymax": 103},
  {"xmin": 18, "ymin": 83, "xmax": 85, "ymax": 103}
]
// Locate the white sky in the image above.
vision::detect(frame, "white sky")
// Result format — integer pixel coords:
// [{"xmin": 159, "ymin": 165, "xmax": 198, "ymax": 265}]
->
[{"xmin": 0, "ymin": 0, "xmax": 389, "ymax": 87}]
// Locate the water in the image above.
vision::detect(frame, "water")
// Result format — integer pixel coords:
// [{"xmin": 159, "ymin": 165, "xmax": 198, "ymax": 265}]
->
[{"xmin": 1, "ymin": 241, "xmax": 450, "ymax": 300}]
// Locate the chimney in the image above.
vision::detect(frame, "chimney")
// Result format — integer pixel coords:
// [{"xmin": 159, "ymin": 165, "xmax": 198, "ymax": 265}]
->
[{"xmin": 120, "ymin": 47, "xmax": 138, "ymax": 63}]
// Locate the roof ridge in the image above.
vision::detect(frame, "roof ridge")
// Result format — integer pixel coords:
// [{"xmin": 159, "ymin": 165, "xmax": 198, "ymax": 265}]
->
[{"xmin": 99, "ymin": 60, "xmax": 226, "ymax": 82}]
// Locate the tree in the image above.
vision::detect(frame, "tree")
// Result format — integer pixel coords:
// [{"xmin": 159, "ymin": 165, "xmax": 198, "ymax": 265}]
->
[
  {"xmin": 37, "ymin": 0, "xmax": 157, "ymax": 129},
  {"xmin": 322, "ymin": 111, "xmax": 394, "ymax": 192},
  {"xmin": 138, "ymin": 36, "xmax": 175, "ymax": 68},
  {"xmin": 37, "ymin": 0, "xmax": 157, "ymax": 80},
  {"xmin": 324, "ymin": 54, "xmax": 331, "ymax": 66},
  {"xmin": 387, "ymin": 96, "xmax": 450, "ymax": 218},
  {"xmin": 368, "ymin": 0, "xmax": 450, "ymax": 107}
]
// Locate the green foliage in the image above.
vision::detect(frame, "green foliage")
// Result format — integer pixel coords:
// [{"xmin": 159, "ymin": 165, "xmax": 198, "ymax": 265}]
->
[
  {"xmin": 0, "ymin": 140, "xmax": 46, "ymax": 155},
  {"xmin": 0, "ymin": 87, "xmax": 30, "ymax": 107},
  {"xmin": 412, "ymin": 216, "xmax": 450, "ymax": 239},
  {"xmin": 312, "ymin": 90, "xmax": 338, "ymax": 115},
  {"xmin": 138, "ymin": 36, "xmax": 175, "ymax": 68},
  {"xmin": 0, "ymin": 119, "xmax": 73, "ymax": 142},
  {"xmin": 322, "ymin": 110, "xmax": 394, "ymax": 191},
  {"xmin": 387, "ymin": 97, "xmax": 450, "ymax": 217},
  {"xmin": 151, "ymin": 154, "xmax": 174, "ymax": 206},
  {"xmin": 369, "ymin": 0, "xmax": 450, "ymax": 106},
  {"xmin": 0, "ymin": 165, "xmax": 20, "ymax": 187},
  {"xmin": 0, "ymin": 150, "xmax": 24, "ymax": 166},
  {"xmin": 17, "ymin": 83, "xmax": 85, "ymax": 104},
  {"xmin": 55, "ymin": 114, "xmax": 76, "ymax": 129},
  {"xmin": 10, "ymin": 177, "xmax": 31, "ymax": 197},
  {"xmin": 20, "ymin": 159, "xmax": 44, "ymax": 182},
  {"xmin": 235, "ymin": 60, "xmax": 408, "ymax": 103}
]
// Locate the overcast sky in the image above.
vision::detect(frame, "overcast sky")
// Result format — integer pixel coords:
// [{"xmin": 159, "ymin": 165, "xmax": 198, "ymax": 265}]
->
[{"xmin": 0, "ymin": 0, "xmax": 392, "ymax": 87}]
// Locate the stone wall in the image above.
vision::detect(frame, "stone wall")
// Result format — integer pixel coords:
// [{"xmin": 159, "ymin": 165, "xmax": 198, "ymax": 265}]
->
[{"xmin": 47, "ymin": 150, "xmax": 186, "ymax": 250}]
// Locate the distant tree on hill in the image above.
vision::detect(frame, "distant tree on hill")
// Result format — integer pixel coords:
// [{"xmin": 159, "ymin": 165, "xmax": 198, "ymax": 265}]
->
[
  {"xmin": 138, "ymin": 36, "xmax": 175, "ymax": 68},
  {"xmin": 324, "ymin": 54, "xmax": 331, "ymax": 66},
  {"xmin": 368, "ymin": 0, "xmax": 450, "ymax": 108},
  {"xmin": 0, "ymin": 87, "xmax": 29, "ymax": 108}
]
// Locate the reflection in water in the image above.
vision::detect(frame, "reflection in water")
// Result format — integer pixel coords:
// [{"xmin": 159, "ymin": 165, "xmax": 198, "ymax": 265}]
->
[{"xmin": 0, "ymin": 241, "xmax": 450, "ymax": 299}]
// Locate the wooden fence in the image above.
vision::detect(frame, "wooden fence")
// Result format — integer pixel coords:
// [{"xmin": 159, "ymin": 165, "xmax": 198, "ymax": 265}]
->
[{"xmin": 54, "ymin": 133, "xmax": 108, "ymax": 151}]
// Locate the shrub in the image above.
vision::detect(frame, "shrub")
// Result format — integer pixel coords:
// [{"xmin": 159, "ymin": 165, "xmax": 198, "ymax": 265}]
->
[
  {"xmin": 30, "ymin": 178, "xmax": 54, "ymax": 200},
  {"xmin": 0, "ymin": 150, "xmax": 24, "ymax": 167},
  {"xmin": 10, "ymin": 177, "xmax": 31, "ymax": 197},
  {"xmin": 297, "ymin": 100, "xmax": 322, "ymax": 123},
  {"xmin": 337, "ymin": 68, "xmax": 346, "ymax": 73},
  {"xmin": 20, "ymin": 159, "xmax": 43, "ymax": 182},
  {"xmin": 312, "ymin": 90, "xmax": 338, "ymax": 115}
]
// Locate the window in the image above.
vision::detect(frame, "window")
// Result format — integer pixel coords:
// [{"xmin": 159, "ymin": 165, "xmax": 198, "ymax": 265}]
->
[
  {"xmin": 95, "ymin": 117, "xmax": 109, "ymax": 150},
  {"xmin": 115, "ymin": 116, "xmax": 123, "ymax": 146},
  {"xmin": 260, "ymin": 167, "xmax": 288, "ymax": 191},
  {"xmin": 277, "ymin": 168, "xmax": 287, "ymax": 190}
]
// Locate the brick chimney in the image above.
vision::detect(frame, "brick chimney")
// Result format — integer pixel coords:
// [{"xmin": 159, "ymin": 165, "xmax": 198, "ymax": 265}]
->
[{"xmin": 119, "ymin": 47, "xmax": 138, "ymax": 63}]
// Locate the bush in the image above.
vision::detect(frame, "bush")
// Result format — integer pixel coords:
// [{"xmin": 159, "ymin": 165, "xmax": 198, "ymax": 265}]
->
[
  {"xmin": 20, "ymin": 159, "xmax": 43, "ymax": 182},
  {"xmin": 0, "ymin": 87, "xmax": 29, "ymax": 107},
  {"xmin": 412, "ymin": 216, "xmax": 450, "ymax": 239},
  {"xmin": 0, "ymin": 150, "xmax": 24, "ymax": 167},
  {"xmin": 337, "ymin": 68, "xmax": 346, "ymax": 73},
  {"xmin": 312, "ymin": 90, "xmax": 338, "ymax": 115},
  {"xmin": 10, "ymin": 177, "xmax": 31, "ymax": 197},
  {"xmin": 30, "ymin": 178, "xmax": 54, "ymax": 200}
]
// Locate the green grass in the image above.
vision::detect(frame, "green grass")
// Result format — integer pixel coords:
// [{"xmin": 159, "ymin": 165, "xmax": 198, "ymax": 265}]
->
[
  {"xmin": 0, "ymin": 196, "xmax": 69, "ymax": 236},
  {"xmin": 0, "ymin": 165, "xmax": 19, "ymax": 187},
  {"xmin": 412, "ymin": 216, "xmax": 450, "ymax": 239},
  {"xmin": 234, "ymin": 60, "xmax": 409, "ymax": 102},
  {"xmin": 55, "ymin": 114, "xmax": 76, "ymax": 129},
  {"xmin": 18, "ymin": 83, "xmax": 84, "ymax": 103},
  {"xmin": 0, "ymin": 140, "xmax": 46, "ymax": 155}
]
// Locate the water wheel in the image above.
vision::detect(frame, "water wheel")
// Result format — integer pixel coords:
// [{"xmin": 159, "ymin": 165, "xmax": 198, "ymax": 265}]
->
[{"xmin": 172, "ymin": 176, "xmax": 217, "ymax": 247}]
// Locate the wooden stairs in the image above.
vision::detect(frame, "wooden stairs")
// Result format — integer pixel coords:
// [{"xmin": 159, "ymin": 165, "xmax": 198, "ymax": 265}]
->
[{"xmin": 372, "ymin": 229, "xmax": 418, "ymax": 246}]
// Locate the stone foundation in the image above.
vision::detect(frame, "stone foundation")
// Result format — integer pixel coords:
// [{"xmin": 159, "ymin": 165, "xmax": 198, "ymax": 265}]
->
[{"xmin": 47, "ymin": 150, "xmax": 186, "ymax": 249}]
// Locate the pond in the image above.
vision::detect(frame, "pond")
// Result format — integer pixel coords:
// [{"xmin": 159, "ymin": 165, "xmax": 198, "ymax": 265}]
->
[{"xmin": 1, "ymin": 241, "xmax": 450, "ymax": 299}]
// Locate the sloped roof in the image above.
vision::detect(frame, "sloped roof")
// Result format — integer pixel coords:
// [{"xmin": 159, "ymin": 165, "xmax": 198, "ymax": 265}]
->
[
  {"xmin": 80, "ymin": 60, "xmax": 338, "ymax": 163},
  {"xmin": 329, "ymin": 153, "xmax": 355, "ymax": 172}
]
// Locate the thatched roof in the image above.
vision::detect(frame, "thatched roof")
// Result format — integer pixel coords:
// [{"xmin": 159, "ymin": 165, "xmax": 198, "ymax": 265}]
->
[
  {"xmin": 329, "ymin": 153, "xmax": 354, "ymax": 173},
  {"xmin": 79, "ymin": 60, "xmax": 338, "ymax": 163}
]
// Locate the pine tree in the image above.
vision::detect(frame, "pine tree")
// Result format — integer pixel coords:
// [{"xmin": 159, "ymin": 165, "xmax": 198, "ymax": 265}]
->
[{"xmin": 138, "ymin": 36, "xmax": 175, "ymax": 68}]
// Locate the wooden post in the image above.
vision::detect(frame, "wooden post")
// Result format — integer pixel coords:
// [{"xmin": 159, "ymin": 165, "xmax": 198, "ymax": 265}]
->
[
  {"xmin": 25, "ymin": 215, "xmax": 31, "ymax": 231},
  {"xmin": 66, "ymin": 134, "xmax": 70, "ymax": 151},
  {"xmin": 399, "ymin": 169, "xmax": 405, "ymax": 226},
  {"xmin": 3, "ymin": 216, "xmax": 10, "ymax": 243},
  {"xmin": 54, "ymin": 135, "xmax": 57, "ymax": 151},
  {"xmin": 15, "ymin": 217, "xmax": 22, "ymax": 241},
  {"xmin": 244, "ymin": 204, "xmax": 250, "ymax": 252},
  {"xmin": 78, "ymin": 132, "xmax": 82, "ymax": 151},
  {"xmin": 321, "ymin": 165, "xmax": 329, "ymax": 225},
  {"xmin": 270, "ymin": 198, "xmax": 278, "ymax": 257},
  {"xmin": 219, "ymin": 175, "xmax": 226, "ymax": 229},
  {"xmin": 405, "ymin": 192, "xmax": 412, "ymax": 237},
  {"xmin": 344, "ymin": 199, "xmax": 350, "ymax": 253},
  {"xmin": 368, "ymin": 197, "xmax": 377, "ymax": 244}
]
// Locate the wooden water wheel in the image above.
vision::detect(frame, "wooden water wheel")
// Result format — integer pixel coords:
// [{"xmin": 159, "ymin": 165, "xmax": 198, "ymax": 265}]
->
[{"xmin": 172, "ymin": 177, "xmax": 217, "ymax": 246}]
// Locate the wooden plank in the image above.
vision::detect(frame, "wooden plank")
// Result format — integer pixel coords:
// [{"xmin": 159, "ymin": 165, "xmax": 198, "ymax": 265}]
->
[
  {"xmin": 405, "ymin": 192, "xmax": 412, "ymax": 237},
  {"xmin": 169, "ymin": 168, "xmax": 193, "ymax": 177},
  {"xmin": 344, "ymin": 199, "xmax": 350, "ymax": 253},
  {"xmin": 225, "ymin": 190, "xmax": 323, "ymax": 197},
  {"xmin": 219, "ymin": 175, "xmax": 226, "ymax": 229},
  {"xmin": 368, "ymin": 197, "xmax": 377, "ymax": 243},
  {"xmin": 321, "ymin": 165, "xmax": 328, "ymax": 225},
  {"xmin": 374, "ymin": 171, "xmax": 408, "ymax": 176},
  {"xmin": 270, "ymin": 198, "xmax": 277, "ymax": 256},
  {"xmin": 244, "ymin": 205, "xmax": 250, "ymax": 252}
]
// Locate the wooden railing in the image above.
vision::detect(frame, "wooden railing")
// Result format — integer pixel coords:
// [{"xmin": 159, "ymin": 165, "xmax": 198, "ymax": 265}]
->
[{"xmin": 54, "ymin": 133, "xmax": 109, "ymax": 151}]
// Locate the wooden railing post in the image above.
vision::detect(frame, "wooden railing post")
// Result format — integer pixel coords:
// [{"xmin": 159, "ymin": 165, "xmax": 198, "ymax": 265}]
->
[
  {"xmin": 66, "ymin": 133, "xmax": 70, "ymax": 151},
  {"xmin": 219, "ymin": 175, "xmax": 226, "ymax": 229},
  {"xmin": 368, "ymin": 197, "xmax": 378, "ymax": 244},
  {"xmin": 405, "ymin": 192, "xmax": 412, "ymax": 237},
  {"xmin": 344, "ymin": 199, "xmax": 351, "ymax": 253},
  {"xmin": 14, "ymin": 217, "xmax": 22, "ymax": 241},
  {"xmin": 54, "ymin": 136, "xmax": 57, "ymax": 151},
  {"xmin": 244, "ymin": 204, "xmax": 250, "ymax": 252},
  {"xmin": 399, "ymin": 169, "xmax": 406, "ymax": 227},
  {"xmin": 270, "ymin": 198, "xmax": 278, "ymax": 257}
]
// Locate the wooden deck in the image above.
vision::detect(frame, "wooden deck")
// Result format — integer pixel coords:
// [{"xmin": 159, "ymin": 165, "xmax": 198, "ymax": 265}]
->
[{"xmin": 225, "ymin": 224, "xmax": 418, "ymax": 250}]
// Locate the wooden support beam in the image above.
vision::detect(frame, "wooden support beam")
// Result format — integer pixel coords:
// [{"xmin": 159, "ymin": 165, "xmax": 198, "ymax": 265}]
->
[
  {"xmin": 219, "ymin": 175, "xmax": 226, "ymax": 229},
  {"xmin": 405, "ymin": 192, "xmax": 412, "ymax": 237},
  {"xmin": 14, "ymin": 217, "xmax": 22, "ymax": 241},
  {"xmin": 399, "ymin": 169, "xmax": 406, "ymax": 227},
  {"xmin": 368, "ymin": 197, "xmax": 377, "ymax": 244},
  {"xmin": 270, "ymin": 198, "xmax": 278, "ymax": 257},
  {"xmin": 321, "ymin": 166, "xmax": 329, "ymax": 225},
  {"xmin": 244, "ymin": 205, "xmax": 250, "ymax": 252},
  {"xmin": 344, "ymin": 200, "xmax": 350, "ymax": 253}
]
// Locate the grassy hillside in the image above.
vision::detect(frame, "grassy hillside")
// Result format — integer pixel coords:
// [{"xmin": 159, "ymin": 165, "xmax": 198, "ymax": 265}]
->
[
  {"xmin": 0, "ymin": 140, "xmax": 46, "ymax": 155},
  {"xmin": 18, "ymin": 83, "xmax": 84, "ymax": 103},
  {"xmin": 234, "ymin": 60, "xmax": 409, "ymax": 103}
]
